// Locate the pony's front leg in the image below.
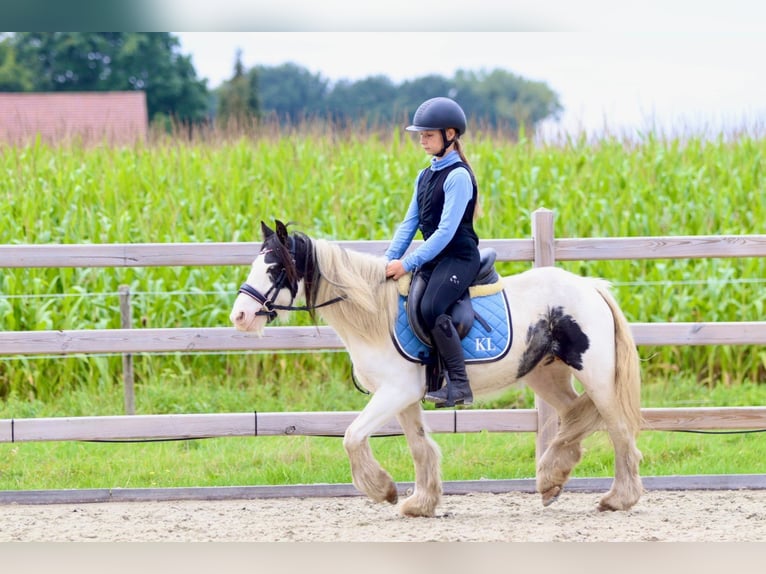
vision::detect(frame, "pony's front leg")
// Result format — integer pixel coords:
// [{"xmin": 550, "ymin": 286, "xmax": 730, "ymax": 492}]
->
[
  {"xmin": 396, "ymin": 402, "xmax": 442, "ymax": 517},
  {"xmin": 343, "ymin": 388, "xmax": 420, "ymax": 506}
]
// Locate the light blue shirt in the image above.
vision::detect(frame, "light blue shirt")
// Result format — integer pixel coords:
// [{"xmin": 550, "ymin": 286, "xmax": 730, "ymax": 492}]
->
[{"xmin": 385, "ymin": 150, "xmax": 473, "ymax": 272}]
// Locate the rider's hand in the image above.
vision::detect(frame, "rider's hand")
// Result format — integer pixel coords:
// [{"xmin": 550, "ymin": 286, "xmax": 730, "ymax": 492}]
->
[{"xmin": 385, "ymin": 260, "xmax": 406, "ymax": 281}]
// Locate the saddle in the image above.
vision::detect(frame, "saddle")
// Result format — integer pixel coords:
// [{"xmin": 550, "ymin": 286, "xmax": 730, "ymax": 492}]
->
[
  {"xmin": 405, "ymin": 248, "xmax": 500, "ymax": 347},
  {"xmin": 393, "ymin": 248, "xmax": 510, "ymax": 396}
]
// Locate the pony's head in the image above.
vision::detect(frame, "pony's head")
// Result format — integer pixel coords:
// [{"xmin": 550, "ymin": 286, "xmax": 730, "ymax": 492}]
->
[{"xmin": 230, "ymin": 219, "xmax": 309, "ymax": 335}]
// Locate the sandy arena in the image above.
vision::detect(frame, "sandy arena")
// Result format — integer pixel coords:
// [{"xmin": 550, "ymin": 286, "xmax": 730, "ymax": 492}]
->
[{"xmin": 2, "ymin": 488, "xmax": 766, "ymax": 542}]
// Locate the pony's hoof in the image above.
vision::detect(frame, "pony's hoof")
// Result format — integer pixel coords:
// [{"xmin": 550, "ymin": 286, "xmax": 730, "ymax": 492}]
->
[
  {"xmin": 399, "ymin": 502, "xmax": 436, "ymax": 518},
  {"xmin": 597, "ymin": 496, "xmax": 633, "ymax": 512},
  {"xmin": 541, "ymin": 486, "xmax": 562, "ymax": 506},
  {"xmin": 597, "ymin": 490, "xmax": 639, "ymax": 512}
]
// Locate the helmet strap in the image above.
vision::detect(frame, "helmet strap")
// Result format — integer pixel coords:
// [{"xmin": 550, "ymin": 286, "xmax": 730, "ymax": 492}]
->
[{"xmin": 435, "ymin": 128, "xmax": 455, "ymax": 157}]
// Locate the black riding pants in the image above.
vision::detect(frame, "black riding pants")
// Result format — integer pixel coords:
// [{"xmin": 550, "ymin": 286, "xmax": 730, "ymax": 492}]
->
[{"xmin": 417, "ymin": 252, "xmax": 481, "ymax": 332}]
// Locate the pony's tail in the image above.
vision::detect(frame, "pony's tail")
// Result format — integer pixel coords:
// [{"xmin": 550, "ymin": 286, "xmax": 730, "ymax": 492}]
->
[{"xmin": 595, "ymin": 282, "xmax": 643, "ymax": 437}]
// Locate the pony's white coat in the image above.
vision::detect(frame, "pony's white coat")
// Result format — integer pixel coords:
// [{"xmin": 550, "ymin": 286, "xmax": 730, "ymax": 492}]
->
[{"xmin": 231, "ymin": 233, "xmax": 643, "ymax": 517}]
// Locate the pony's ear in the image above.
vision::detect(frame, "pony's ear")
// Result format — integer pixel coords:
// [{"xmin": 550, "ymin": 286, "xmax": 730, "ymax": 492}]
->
[
  {"xmin": 275, "ymin": 219, "xmax": 289, "ymax": 246},
  {"xmin": 261, "ymin": 221, "xmax": 274, "ymax": 240}
]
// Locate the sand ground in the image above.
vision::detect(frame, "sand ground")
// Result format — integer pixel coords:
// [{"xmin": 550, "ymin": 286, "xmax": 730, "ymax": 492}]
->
[{"xmin": 2, "ymin": 488, "xmax": 765, "ymax": 542}]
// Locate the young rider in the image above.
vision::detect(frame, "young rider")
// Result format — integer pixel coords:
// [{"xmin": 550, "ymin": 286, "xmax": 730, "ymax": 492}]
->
[{"xmin": 385, "ymin": 96, "xmax": 481, "ymax": 408}]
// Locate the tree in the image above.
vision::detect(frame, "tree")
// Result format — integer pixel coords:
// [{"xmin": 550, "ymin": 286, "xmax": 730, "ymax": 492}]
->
[
  {"xmin": 325, "ymin": 75, "xmax": 399, "ymax": 126},
  {"xmin": 11, "ymin": 32, "xmax": 127, "ymax": 91},
  {"xmin": 455, "ymin": 68, "xmax": 562, "ymax": 132},
  {"xmin": 0, "ymin": 35, "xmax": 34, "ymax": 91},
  {"xmin": 249, "ymin": 62, "xmax": 562, "ymax": 133},
  {"xmin": 217, "ymin": 49, "xmax": 260, "ymax": 126},
  {"xmin": 8, "ymin": 32, "xmax": 209, "ymax": 123},
  {"xmin": 254, "ymin": 63, "xmax": 329, "ymax": 123},
  {"xmin": 115, "ymin": 33, "xmax": 209, "ymax": 123}
]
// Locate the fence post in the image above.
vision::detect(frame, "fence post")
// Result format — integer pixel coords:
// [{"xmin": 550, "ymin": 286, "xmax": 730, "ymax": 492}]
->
[
  {"xmin": 118, "ymin": 285, "xmax": 135, "ymax": 415},
  {"xmin": 531, "ymin": 208, "xmax": 559, "ymax": 464}
]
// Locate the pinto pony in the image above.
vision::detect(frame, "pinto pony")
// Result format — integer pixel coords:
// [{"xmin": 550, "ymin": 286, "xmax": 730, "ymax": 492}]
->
[{"xmin": 230, "ymin": 220, "xmax": 643, "ymax": 517}]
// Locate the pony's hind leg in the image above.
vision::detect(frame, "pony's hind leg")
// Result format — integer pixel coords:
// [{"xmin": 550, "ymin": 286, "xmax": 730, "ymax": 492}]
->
[
  {"xmin": 597, "ymin": 419, "xmax": 643, "ymax": 512},
  {"xmin": 537, "ymin": 370, "xmax": 643, "ymax": 512},
  {"xmin": 396, "ymin": 402, "xmax": 442, "ymax": 517},
  {"xmin": 524, "ymin": 365, "xmax": 589, "ymax": 506},
  {"xmin": 587, "ymin": 394, "xmax": 643, "ymax": 511},
  {"xmin": 538, "ymin": 392, "xmax": 602, "ymax": 506}
]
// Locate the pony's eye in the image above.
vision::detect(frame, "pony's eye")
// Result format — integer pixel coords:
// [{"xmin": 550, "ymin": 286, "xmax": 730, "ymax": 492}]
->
[
  {"xmin": 267, "ymin": 265, "xmax": 283, "ymax": 282},
  {"xmin": 263, "ymin": 249, "xmax": 281, "ymax": 265}
]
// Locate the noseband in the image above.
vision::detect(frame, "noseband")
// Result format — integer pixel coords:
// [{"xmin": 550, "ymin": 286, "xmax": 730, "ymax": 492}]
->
[{"xmin": 237, "ymin": 272, "xmax": 287, "ymax": 323}]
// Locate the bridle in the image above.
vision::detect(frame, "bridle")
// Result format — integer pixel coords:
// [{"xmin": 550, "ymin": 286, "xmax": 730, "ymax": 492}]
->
[{"xmin": 237, "ymin": 235, "xmax": 344, "ymax": 323}]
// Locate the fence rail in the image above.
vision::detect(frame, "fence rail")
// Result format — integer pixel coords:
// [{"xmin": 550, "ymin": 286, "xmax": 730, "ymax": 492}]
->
[
  {"xmin": 2, "ymin": 322, "xmax": 766, "ymax": 357},
  {"xmin": 2, "ymin": 234, "xmax": 766, "ymax": 268},
  {"xmin": 3, "ymin": 407, "xmax": 766, "ymax": 445}
]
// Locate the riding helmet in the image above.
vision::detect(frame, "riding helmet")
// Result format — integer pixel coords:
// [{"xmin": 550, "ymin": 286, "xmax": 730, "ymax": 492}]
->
[{"xmin": 406, "ymin": 97, "xmax": 467, "ymax": 136}]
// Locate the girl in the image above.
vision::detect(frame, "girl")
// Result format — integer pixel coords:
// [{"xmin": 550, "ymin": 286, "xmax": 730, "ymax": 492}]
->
[{"xmin": 385, "ymin": 96, "xmax": 481, "ymax": 408}]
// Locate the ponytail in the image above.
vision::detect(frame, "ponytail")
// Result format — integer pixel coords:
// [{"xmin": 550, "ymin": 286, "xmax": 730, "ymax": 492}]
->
[{"xmin": 454, "ymin": 138, "xmax": 482, "ymax": 220}]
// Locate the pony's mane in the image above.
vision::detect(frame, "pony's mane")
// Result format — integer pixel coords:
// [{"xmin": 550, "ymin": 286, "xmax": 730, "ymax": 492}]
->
[{"xmin": 308, "ymin": 238, "xmax": 399, "ymax": 343}]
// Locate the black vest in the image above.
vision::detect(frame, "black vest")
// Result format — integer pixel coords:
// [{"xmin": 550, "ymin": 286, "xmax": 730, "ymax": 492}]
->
[{"xmin": 416, "ymin": 161, "xmax": 479, "ymax": 260}]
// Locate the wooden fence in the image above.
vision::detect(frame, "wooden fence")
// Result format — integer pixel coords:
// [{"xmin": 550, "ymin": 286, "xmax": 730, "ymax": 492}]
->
[{"xmin": 2, "ymin": 208, "xmax": 766, "ymax": 465}]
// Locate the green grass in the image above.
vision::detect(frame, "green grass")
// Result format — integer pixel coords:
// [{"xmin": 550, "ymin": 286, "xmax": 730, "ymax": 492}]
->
[
  {"xmin": 2, "ymin": 414, "xmax": 765, "ymax": 491},
  {"xmin": 4, "ymin": 429, "xmax": 765, "ymax": 491},
  {"xmin": 1, "ymin": 125, "xmax": 765, "ymax": 490}
]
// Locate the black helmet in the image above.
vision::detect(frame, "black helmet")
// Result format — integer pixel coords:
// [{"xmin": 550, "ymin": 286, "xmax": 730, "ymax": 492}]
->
[{"xmin": 406, "ymin": 97, "xmax": 467, "ymax": 136}]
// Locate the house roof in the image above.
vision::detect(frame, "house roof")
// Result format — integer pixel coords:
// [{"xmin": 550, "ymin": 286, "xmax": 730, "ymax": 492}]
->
[{"xmin": 0, "ymin": 91, "xmax": 148, "ymax": 146}]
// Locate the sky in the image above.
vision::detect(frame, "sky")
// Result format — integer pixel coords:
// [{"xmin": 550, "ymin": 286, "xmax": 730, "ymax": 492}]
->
[{"xmin": 170, "ymin": 3, "xmax": 766, "ymax": 139}]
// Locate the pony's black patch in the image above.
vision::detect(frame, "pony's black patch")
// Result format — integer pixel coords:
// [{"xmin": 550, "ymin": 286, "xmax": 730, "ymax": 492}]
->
[{"xmin": 516, "ymin": 306, "xmax": 590, "ymax": 379}]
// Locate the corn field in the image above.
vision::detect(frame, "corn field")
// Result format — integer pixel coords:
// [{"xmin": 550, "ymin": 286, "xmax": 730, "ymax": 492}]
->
[{"xmin": 1, "ymin": 125, "xmax": 765, "ymax": 403}]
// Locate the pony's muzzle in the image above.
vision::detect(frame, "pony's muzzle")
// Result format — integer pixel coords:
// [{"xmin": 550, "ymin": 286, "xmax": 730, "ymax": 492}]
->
[
  {"xmin": 229, "ymin": 296, "xmax": 263, "ymax": 332},
  {"xmin": 230, "ymin": 308, "xmax": 247, "ymax": 328}
]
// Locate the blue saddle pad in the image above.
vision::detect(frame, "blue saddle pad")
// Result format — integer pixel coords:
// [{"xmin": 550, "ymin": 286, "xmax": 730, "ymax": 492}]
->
[{"xmin": 392, "ymin": 290, "xmax": 512, "ymax": 364}]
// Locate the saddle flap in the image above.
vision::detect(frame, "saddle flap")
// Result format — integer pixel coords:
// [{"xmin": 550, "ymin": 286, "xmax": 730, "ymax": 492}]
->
[
  {"xmin": 406, "ymin": 272, "xmax": 474, "ymax": 345},
  {"xmin": 405, "ymin": 273, "xmax": 430, "ymax": 345}
]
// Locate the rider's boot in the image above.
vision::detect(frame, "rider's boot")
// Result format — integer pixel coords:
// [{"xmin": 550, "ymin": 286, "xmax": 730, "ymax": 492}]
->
[{"xmin": 423, "ymin": 314, "xmax": 473, "ymax": 408}]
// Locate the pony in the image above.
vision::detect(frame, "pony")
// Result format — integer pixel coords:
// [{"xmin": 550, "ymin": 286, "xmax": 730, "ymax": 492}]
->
[{"xmin": 230, "ymin": 220, "xmax": 643, "ymax": 517}]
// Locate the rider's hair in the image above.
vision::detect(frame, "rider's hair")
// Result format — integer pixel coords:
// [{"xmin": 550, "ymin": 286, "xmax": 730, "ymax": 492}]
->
[{"xmin": 453, "ymin": 136, "xmax": 481, "ymax": 220}]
